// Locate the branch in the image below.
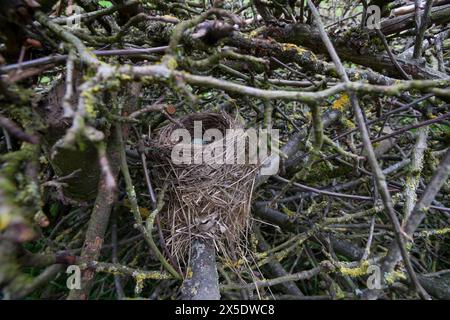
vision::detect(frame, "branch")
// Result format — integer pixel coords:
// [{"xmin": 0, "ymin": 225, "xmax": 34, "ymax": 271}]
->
[{"xmin": 306, "ymin": 0, "xmax": 431, "ymax": 300}]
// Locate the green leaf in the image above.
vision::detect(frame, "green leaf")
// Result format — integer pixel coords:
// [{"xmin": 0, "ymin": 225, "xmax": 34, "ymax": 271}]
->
[
  {"xmin": 40, "ymin": 76, "xmax": 51, "ymax": 84},
  {"xmin": 50, "ymin": 203, "xmax": 59, "ymax": 217},
  {"xmin": 98, "ymin": 0, "xmax": 113, "ymax": 8}
]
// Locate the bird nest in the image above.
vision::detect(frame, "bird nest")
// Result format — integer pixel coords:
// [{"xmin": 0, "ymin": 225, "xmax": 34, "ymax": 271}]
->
[{"xmin": 148, "ymin": 112, "xmax": 259, "ymax": 267}]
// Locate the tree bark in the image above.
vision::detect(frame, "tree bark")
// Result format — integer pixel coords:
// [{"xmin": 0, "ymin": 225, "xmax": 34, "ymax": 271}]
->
[{"xmin": 180, "ymin": 239, "xmax": 220, "ymax": 300}]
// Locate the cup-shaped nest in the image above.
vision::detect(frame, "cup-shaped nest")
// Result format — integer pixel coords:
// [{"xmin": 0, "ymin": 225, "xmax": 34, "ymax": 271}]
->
[{"xmin": 148, "ymin": 112, "xmax": 259, "ymax": 267}]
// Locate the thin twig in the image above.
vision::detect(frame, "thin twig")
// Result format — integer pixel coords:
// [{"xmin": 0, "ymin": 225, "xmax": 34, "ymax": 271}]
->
[{"xmin": 306, "ymin": 0, "xmax": 431, "ymax": 300}]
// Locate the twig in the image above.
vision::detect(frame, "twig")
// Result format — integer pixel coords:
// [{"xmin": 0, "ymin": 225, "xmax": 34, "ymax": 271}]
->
[
  {"xmin": 368, "ymin": 112, "xmax": 450, "ymax": 145},
  {"xmin": 382, "ymin": 148, "xmax": 450, "ymax": 278},
  {"xmin": 413, "ymin": 0, "xmax": 434, "ymax": 59},
  {"xmin": 375, "ymin": 28, "xmax": 411, "ymax": 80},
  {"xmin": 86, "ymin": 261, "xmax": 172, "ymax": 280},
  {"xmin": 0, "ymin": 46, "xmax": 171, "ymax": 75},
  {"xmin": 0, "ymin": 115, "xmax": 39, "ymax": 145},
  {"xmin": 221, "ymin": 261, "xmax": 334, "ymax": 291},
  {"xmin": 273, "ymin": 175, "xmax": 373, "ymax": 201},
  {"xmin": 111, "ymin": 211, "xmax": 125, "ymax": 300},
  {"xmin": 403, "ymin": 126, "xmax": 428, "ymax": 224},
  {"xmin": 306, "ymin": 0, "xmax": 431, "ymax": 300},
  {"xmin": 115, "ymin": 125, "xmax": 181, "ymax": 280},
  {"xmin": 67, "ymin": 127, "xmax": 120, "ymax": 300}
]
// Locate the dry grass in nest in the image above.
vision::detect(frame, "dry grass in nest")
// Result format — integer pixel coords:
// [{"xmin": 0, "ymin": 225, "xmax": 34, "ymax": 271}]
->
[{"xmin": 148, "ymin": 112, "xmax": 260, "ymax": 268}]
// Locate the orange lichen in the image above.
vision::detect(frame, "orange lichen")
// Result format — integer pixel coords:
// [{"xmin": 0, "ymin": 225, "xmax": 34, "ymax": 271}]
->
[{"xmin": 332, "ymin": 94, "xmax": 350, "ymax": 111}]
